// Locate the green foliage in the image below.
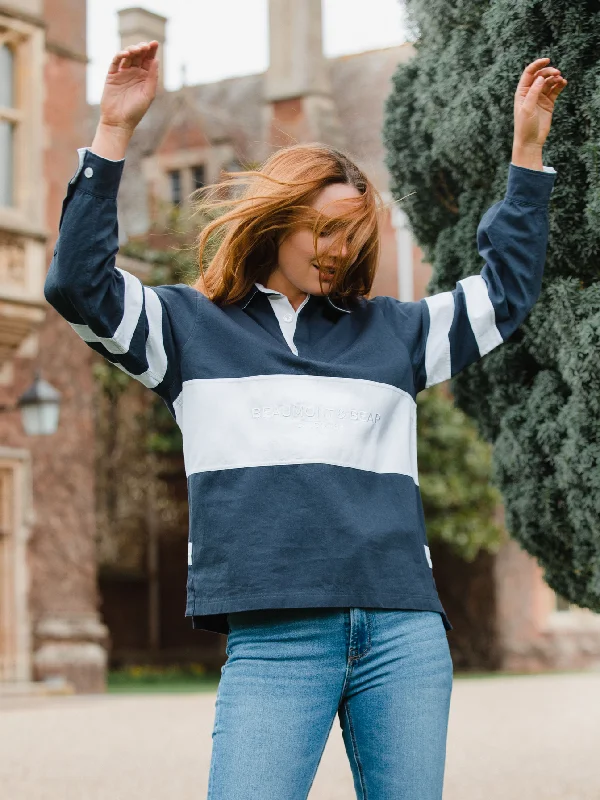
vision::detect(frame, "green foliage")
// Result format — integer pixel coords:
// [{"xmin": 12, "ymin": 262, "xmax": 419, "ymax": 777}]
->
[
  {"xmin": 121, "ymin": 239, "xmax": 199, "ymax": 287},
  {"xmin": 107, "ymin": 663, "xmax": 221, "ymax": 693},
  {"xmin": 383, "ymin": 0, "xmax": 600, "ymax": 607},
  {"xmin": 92, "ymin": 358, "xmax": 132, "ymax": 400},
  {"xmin": 93, "ymin": 354, "xmax": 182, "ymax": 455},
  {"xmin": 417, "ymin": 386, "xmax": 502, "ymax": 561},
  {"xmin": 146, "ymin": 394, "xmax": 183, "ymax": 455}
]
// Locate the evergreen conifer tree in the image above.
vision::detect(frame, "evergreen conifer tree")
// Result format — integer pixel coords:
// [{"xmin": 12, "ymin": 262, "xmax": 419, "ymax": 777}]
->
[{"xmin": 384, "ymin": 0, "xmax": 600, "ymax": 610}]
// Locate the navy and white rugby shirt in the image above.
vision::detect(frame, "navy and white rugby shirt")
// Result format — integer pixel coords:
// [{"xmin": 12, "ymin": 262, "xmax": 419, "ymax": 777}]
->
[{"xmin": 45, "ymin": 148, "xmax": 556, "ymax": 635}]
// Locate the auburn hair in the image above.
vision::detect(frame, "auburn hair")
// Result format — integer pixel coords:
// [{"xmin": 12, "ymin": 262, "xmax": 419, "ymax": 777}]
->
[{"xmin": 191, "ymin": 143, "xmax": 383, "ymax": 306}]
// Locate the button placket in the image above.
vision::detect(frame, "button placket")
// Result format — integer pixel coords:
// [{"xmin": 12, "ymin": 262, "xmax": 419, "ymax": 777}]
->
[{"xmin": 254, "ymin": 286, "xmax": 311, "ymax": 356}]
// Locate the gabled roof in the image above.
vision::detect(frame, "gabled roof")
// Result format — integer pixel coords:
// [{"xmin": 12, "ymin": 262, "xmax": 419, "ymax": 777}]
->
[
  {"xmin": 330, "ymin": 44, "xmax": 416, "ymax": 191},
  {"xmin": 89, "ymin": 42, "xmax": 415, "ymax": 239}
]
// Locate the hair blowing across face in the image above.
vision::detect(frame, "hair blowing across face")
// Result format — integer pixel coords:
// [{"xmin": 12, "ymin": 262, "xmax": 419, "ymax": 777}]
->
[{"xmin": 192, "ymin": 143, "xmax": 383, "ymax": 306}]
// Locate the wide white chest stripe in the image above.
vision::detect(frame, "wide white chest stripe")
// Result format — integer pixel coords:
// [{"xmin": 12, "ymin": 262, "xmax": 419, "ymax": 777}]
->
[{"xmin": 176, "ymin": 374, "xmax": 419, "ymax": 483}]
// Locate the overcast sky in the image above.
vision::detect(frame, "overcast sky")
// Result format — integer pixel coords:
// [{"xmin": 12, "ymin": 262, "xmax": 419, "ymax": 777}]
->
[{"xmin": 87, "ymin": 0, "xmax": 410, "ymax": 104}]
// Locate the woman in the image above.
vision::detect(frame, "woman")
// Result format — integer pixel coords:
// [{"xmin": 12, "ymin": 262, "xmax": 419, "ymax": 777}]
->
[{"xmin": 45, "ymin": 41, "xmax": 566, "ymax": 799}]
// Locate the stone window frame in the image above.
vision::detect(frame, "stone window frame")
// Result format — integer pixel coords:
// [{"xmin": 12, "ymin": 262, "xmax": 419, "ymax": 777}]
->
[
  {"xmin": 191, "ymin": 163, "xmax": 206, "ymax": 191},
  {"xmin": 168, "ymin": 168, "xmax": 182, "ymax": 205},
  {"xmin": 0, "ymin": 15, "xmax": 45, "ymax": 239},
  {"xmin": 142, "ymin": 144, "xmax": 237, "ymax": 226},
  {"xmin": 166, "ymin": 162, "xmax": 208, "ymax": 208},
  {"xmin": 0, "ymin": 448, "xmax": 34, "ymax": 682},
  {"xmin": 167, "ymin": 163, "xmax": 207, "ymax": 205},
  {"xmin": 0, "ymin": 36, "xmax": 18, "ymax": 207}
]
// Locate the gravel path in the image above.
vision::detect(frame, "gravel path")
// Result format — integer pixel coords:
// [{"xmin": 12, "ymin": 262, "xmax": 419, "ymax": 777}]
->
[{"xmin": 1, "ymin": 672, "xmax": 599, "ymax": 799}]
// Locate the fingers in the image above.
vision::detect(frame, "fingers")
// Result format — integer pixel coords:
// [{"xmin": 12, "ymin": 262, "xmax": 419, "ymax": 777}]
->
[
  {"xmin": 145, "ymin": 56, "xmax": 160, "ymax": 96},
  {"xmin": 521, "ymin": 73, "xmax": 566, "ymax": 115},
  {"xmin": 516, "ymin": 59, "xmax": 568, "ymax": 106},
  {"xmin": 521, "ymin": 73, "xmax": 549, "ymax": 115},
  {"xmin": 537, "ymin": 72, "xmax": 568, "ymax": 99},
  {"xmin": 140, "ymin": 41, "xmax": 159, "ymax": 71},
  {"xmin": 533, "ymin": 68, "xmax": 567, "ymax": 88},
  {"xmin": 518, "ymin": 58, "xmax": 561, "ymax": 91},
  {"xmin": 516, "ymin": 58, "xmax": 550, "ymax": 91},
  {"xmin": 547, "ymin": 77, "xmax": 568, "ymax": 102},
  {"xmin": 525, "ymin": 57, "xmax": 551, "ymax": 72},
  {"xmin": 130, "ymin": 40, "xmax": 159, "ymax": 68},
  {"xmin": 107, "ymin": 40, "xmax": 159, "ymax": 74},
  {"xmin": 108, "ymin": 49, "xmax": 129, "ymax": 74},
  {"xmin": 128, "ymin": 44, "xmax": 146, "ymax": 68},
  {"xmin": 533, "ymin": 66, "xmax": 561, "ymax": 80}
]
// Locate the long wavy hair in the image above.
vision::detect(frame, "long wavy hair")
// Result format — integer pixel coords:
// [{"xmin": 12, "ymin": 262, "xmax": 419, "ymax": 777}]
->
[{"xmin": 192, "ymin": 143, "xmax": 383, "ymax": 306}]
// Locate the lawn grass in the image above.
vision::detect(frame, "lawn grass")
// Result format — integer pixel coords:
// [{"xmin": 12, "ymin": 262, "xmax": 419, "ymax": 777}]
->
[
  {"xmin": 107, "ymin": 665, "xmax": 222, "ymax": 693},
  {"xmin": 107, "ymin": 679, "xmax": 221, "ymax": 693},
  {"xmin": 106, "ymin": 664, "xmax": 597, "ymax": 694}
]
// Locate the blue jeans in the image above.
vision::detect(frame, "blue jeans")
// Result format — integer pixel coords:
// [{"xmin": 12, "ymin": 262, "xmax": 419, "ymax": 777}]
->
[{"xmin": 207, "ymin": 607, "xmax": 453, "ymax": 799}]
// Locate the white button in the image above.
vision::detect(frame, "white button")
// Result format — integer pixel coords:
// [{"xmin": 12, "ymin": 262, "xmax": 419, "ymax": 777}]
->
[
  {"xmin": 84, "ymin": 167, "xmax": 94, "ymax": 178},
  {"xmin": 283, "ymin": 314, "xmax": 293, "ymax": 323}
]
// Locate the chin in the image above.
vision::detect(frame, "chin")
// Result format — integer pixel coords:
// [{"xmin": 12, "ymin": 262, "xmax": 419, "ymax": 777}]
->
[{"xmin": 312, "ymin": 275, "xmax": 333, "ymax": 294}]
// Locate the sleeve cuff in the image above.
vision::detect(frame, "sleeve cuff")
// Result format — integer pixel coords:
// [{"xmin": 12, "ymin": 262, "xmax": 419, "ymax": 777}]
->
[
  {"xmin": 506, "ymin": 161, "xmax": 557, "ymax": 206},
  {"xmin": 69, "ymin": 147, "xmax": 125, "ymax": 200},
  {"xmin": 509, "ymin": 162, "xmax": 556, "ymax": 175}
]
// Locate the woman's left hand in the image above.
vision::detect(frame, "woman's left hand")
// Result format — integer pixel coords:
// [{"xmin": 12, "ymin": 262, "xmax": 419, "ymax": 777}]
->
[{"xmin": 513, "ymin": 58, "xmax": 568, "ymax": 151}]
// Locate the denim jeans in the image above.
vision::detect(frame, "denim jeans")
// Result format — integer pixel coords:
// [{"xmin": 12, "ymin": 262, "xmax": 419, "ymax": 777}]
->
[{"xmin": 207, "ymin": 607, "xmax": 453, "ymax": 799}]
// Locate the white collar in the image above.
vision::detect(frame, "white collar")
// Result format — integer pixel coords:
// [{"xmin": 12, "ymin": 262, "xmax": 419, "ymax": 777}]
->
[{"xmin": 252, "ymin": 282, "xmax": 351, "ymax": 314}]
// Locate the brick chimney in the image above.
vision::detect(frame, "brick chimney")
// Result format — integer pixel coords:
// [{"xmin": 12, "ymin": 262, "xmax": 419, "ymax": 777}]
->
[
  {"xmin": 118, "ymin": 7, "xmax": 167, "ymax": 91},
  {"xmin": 263, "ymin": 0, "xmax": 345, "ymax": 152}
]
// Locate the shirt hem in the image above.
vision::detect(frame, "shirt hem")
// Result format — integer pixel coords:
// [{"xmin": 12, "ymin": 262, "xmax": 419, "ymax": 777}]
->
[{"xmin": 186, "ymin": 591, "xmax": 453, "ymax": 634}]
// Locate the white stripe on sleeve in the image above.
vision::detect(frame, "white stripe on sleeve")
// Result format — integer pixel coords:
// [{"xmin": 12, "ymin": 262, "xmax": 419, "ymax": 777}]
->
[
  {"xmin": 173, "ymin": 390, "xmax": 183, "ymax": 430},
  {"xmin": 111, "ymin": 268, "xmax": 145, "ymax": 352},
  {"xmin": 68, "ymin": 267, "xmax": 143, "ymax": 355},
  {"xmin": 424, "ymin": 291, "xmax": 454, "ymax": 387},
  {"xmin": 69, "ymin": 278, "xmax": 169, "ymax": 389},
  {"xmin": 113, "ymin": 286, "xmax": 168, "ymax": 388},
  {"xmin": 459, "ymin": 275, "xmax": 503, "ymax": 356}
]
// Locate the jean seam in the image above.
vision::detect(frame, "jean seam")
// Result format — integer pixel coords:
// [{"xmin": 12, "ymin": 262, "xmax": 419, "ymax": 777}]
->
[
  {"xmin": 343, "ymin": 701, "xmax": 368, "ymax": 799},
  {"xmin": 339, "ymin": 643, "xmax": 353, "ymax": 701},
  {"xmin": 350, "ymin": 611, "xmax": 372, "ymax": 661}
]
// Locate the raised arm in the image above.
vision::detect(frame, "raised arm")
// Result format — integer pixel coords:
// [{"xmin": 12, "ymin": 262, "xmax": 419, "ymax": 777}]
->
[
  {"xmin": 44, "ymin": 42, "xmax": 197, "ymax": 403},
  {"xmin": 412, "ymin": 57, "xmax": 567, "ymax": 390},
  {"xmin": 89, "ymin": 40, "xmax": 161, "ymax": 161},
  {"xmin": 414, "ymin": 163, "xmax": 556, "ymax": 390}
]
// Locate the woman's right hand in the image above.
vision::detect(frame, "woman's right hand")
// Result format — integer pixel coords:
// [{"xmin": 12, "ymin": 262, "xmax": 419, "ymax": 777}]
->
[
  {"xmin": 91, "ymin": 41, "xmax": 159, "ymax": 160},
  {"xmin": 99, "ymin": 40, "xmax": 160, "ymax": 133}
]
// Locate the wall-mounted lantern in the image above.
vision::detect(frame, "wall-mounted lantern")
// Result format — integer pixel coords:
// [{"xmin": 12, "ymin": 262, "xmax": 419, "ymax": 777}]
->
[{"xmin": 0, "ymin": 371, "xmax": 61, "ymax": 435}]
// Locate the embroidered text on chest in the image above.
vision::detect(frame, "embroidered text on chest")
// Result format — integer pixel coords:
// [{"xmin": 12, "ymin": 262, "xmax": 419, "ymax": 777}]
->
[{"xmin": 251, "ymin": 403, "xmax": 382, "ymax": 426}]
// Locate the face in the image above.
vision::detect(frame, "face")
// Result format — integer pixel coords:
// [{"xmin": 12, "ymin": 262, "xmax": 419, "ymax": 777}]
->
[{"xmin": 267, "ymin": 182, "xmax": 362, "ymax": 308}]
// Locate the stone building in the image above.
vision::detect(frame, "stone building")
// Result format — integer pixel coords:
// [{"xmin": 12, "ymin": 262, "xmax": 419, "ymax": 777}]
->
[
  {"xmin": 1, "ymin": 0, "xmax": 599, "ymax": 695},
  {"xmin": 0, "ymin": 0, "xmax": 107, "ymax": 692}
]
